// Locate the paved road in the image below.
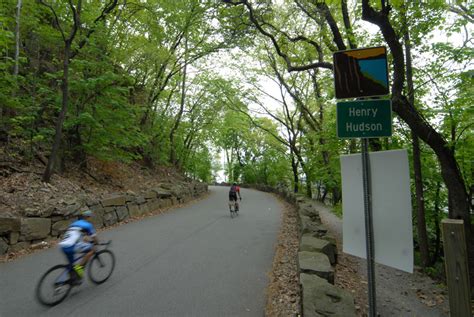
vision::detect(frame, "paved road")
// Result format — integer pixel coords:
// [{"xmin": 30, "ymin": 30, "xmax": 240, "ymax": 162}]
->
[{"xmin": 0, "ymin": 186, "xmax": 283, "ymax": 316}]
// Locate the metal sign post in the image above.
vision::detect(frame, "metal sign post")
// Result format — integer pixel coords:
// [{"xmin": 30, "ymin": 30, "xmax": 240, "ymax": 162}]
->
[
  {"xmin": 333, "ymin": 46, "xmax": 392, "ymax": 317},
  {"xmin": 361, "ymin": 138, "xmax": 376, "ymax": 317}
]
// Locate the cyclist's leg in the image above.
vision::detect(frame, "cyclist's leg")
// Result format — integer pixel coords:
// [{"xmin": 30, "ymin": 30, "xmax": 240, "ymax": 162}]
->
[
  {"xmin": 61, "ymin": 246, "xmax": 76, "ymax": 279},
  {"xmin": 229, "ymin": 193, "xmax": 236, "ymax": 211},
  {"xmin": 75, "ymin": 242, "xmax": 94, "ymax": 266}
]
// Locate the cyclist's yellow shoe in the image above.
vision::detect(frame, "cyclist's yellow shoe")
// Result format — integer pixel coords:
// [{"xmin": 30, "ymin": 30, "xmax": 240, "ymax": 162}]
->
[{"xmin": 73, "ymin": 264, "xmax": 84, "ymax": 278}]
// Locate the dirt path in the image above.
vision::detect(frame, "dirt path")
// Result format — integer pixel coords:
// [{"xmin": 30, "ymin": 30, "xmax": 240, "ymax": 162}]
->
[{"xmin": 315, "ymin": 201, "xmax": 450, "ymax": 317}]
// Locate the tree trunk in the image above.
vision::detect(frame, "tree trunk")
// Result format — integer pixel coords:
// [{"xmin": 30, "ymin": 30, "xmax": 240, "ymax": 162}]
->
[
  {"xmin": 169, "ymin": 36, "xmax": 188, "ymax": 166},
  {"xmin": 412, "ymin": 133, "xmax": 430, "ymax": 267},
  {"xmin": 14, "ymin": 0, "xmax": 22, "ymax": 76},
  {"xmin": 362, "ymin": 1, "xmax": 472, "ymax": 292},
  {"xmin": 404, "ymin": 18, "xmax": 430, "ymax": 268},
  {"xmin": 43, "ymin": 42, "xmax": 71, "ymax": 182},
  {"xmin": 291, "ymin": 152, "xmax": 299, "ymax": 193},
  {"xmin": 431, "ymin": 181, "xmax": 442, "ymax": 265}
]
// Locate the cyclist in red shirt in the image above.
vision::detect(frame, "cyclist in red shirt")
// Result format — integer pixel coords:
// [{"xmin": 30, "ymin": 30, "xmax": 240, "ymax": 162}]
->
[{"xmin": 229, "ymin": 182, "xmax": 242, "ymax": 211}]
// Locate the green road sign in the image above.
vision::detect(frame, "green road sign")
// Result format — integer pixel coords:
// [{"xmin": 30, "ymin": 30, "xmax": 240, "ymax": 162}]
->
[
  {"xmin": 333, "ymin": 46, "xmax": 389, "ymax": 99},
  {"xmin": 337, "ymin": 100, "xmax": 392, "ymax": 139}
]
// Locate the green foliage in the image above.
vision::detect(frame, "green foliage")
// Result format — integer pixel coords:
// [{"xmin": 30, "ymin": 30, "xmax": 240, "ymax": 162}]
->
[{"xmin": 1, "ymin": 1, "xmax": 471, "ymax": 281}]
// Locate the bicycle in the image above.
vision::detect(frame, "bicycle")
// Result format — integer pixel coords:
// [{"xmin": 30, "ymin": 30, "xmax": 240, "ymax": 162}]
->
[
  {"xmin": 35, "ymin": 241, "xmax": 115, "ymax": 306},
  {"xmin": 229, "ymin": 199, "xmax": 240, "ymax": 218}
]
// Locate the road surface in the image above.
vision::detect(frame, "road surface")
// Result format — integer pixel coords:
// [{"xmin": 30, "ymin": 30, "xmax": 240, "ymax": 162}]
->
[{"xmin": 0, "ymin": 186, "xmax": 283, "ymax": 316}]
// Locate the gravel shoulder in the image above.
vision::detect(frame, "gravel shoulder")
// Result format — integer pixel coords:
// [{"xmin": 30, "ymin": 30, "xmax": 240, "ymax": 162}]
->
[{"xmin": 315, "ymin": 201, "xmax": 450, "ymax": 316}]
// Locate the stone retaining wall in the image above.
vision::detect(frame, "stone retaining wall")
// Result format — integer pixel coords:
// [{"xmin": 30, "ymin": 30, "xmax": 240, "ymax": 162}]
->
[
  {"xmin": 250, "ymin": 184, "xmax": 356, "ymax": 317},
  {"xmin": 0, "ymin": 182, "xmax": 208, "ymax": 256}
]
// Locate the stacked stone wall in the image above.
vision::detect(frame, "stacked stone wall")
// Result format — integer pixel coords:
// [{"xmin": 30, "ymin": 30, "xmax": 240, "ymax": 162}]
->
[
  {"xmin": 0, "ymin": 182, "xmax": 208, "ymax": 256},
  {"xmin": 244, "ymin": 184, "xmax": 356, "ymax": 317}
]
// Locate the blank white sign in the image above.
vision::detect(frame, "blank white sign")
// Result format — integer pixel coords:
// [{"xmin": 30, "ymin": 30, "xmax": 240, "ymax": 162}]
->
[{"xmin": 341, "ymin": 149, "xmax": 413, "ymax": 273}]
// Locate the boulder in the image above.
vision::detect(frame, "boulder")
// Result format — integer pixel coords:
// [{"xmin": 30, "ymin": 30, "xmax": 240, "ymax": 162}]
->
[
  {"xmin": 103, "ymin": 211, "xmax": 118, "ymax": 226},
  {"xmin": 161, "ymin": 199, "xmax": 173, "ymax": 208},
  {"xmin": 127, "ymin": 203, "xmax": 142, "ymax": 218},
  {"xmin": 62, "ymin": 202, "xmax": 82, "ymax": 217},
  {"xmin": 51, "ymin": 220, "xmax": 71, "ymax": 236},
  {"xmin": 9, "ymin": 241, "xmax": 30, "ymax": 253},
  {"xmin": 171, "ymin": 196, "xmax": 178, "ymax": 205},
  {"xmin": 298, "ymin": 203, "xmax": 320, "ymax": 220},
  {"xmin": 144, "ymin": 191, "xmax": 157, "ymax": 199},
  {"xmin": 90, "ymin": 215, "xmax": 104, "ymax": 229},
  {"xmin": 147, "ymin": 200, "xmax": 161, "ymax": 212},
  {"xmin": 153, "ymin": 188, "xmax": 173, "ymax": 199},
  {"xmin": 0, "ymin": 238, "xmax": 9, "ymax": 255},
  {"xmin": 0, "ymin": 217, "xmax": 21, "ymax": 235},
  {"xmin": 115, "ymin": 206, "xmax": 129, "ymax": 221},
  {"xmin": 300, "ymin": 234, "xmax": 337, "ymax": 265},
  {"xmin": 139, "ymin": 203, "xmax": 151, "ymax": 214},
  {"xmin": 300, "ymin": 219, "xmax": 329, "ymax": 237},
  {"xmin": 20, "ymin": 218, "xmax": 51, "ymax": 240},
  {"xmin": 101, "ymin": 195, "xmax": 127, "ymax": 207},
  {"xmin": 136, "ymin": 196, "xmax": 146, "ymax": 204},
  {"xmin": 298, "ymin": 251, "xmax": 334, "ymax": 284},
  {"xmin": 86, "ymin": 198, "xmax": 101, "ymax": 207},
  {"xmin": 9, "ymin": 231, "xmax": 20, "ymax": 244},
  {"xmin": 300, "ymin": 273, "xmax": 356, "ymax": 317}
]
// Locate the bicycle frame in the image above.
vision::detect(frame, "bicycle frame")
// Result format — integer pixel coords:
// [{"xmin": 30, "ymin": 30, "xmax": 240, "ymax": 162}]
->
[{"xmin": 57, "ymin": 241, "xmax": 111, "ymax": 284}]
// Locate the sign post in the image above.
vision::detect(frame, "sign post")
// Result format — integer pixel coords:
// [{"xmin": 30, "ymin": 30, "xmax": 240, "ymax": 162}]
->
[{"xmin": 333, "ymin": 46, "xmax": 391, "ymax": 317}]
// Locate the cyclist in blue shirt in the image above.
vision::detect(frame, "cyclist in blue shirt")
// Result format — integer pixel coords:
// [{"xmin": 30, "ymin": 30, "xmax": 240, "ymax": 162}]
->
[{"xmin": 58, "ymin": 210, "xmax": 98, "ymax": 283}]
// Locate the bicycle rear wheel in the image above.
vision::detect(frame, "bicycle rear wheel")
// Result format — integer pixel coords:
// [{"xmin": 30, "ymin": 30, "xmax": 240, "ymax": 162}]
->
[
  {"xmin": 35, "ymin": 264, "xmax": 72, "ymax": 306},
  {"xmin": 88, "ymin": 249, "xmax": 115, "ymax": 284}
]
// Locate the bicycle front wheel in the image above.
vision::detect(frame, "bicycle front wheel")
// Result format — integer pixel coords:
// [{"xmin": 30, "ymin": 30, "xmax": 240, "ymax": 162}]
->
[
  {"xmin": 88, "ymin": 250, "xmax": 115, "ymax": 284},
  {"xmin": 35, "ymin": 264, "xmax": 72, "ymax": 306}
]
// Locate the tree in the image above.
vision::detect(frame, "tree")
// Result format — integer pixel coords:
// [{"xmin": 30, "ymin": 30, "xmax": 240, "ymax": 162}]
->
[
  {"xmin": 39, "ymin": 0, "xmax": 119, "ymax": 182},
  {"xmin": 221, "ymin": 0, "xmax": 473, "ymax": 287}
]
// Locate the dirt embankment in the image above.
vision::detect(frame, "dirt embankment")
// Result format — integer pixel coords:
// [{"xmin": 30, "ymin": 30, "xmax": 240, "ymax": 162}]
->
[{"xmin": 0, "ymin": 157, "xmax": 187, "ymax": 219}]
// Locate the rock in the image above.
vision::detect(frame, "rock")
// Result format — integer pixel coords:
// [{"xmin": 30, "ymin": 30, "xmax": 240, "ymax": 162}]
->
[
  {"xmin": 136, "ymin": 196, "xmax": 146, "ymax": 204},
  {"xmin": 159, "ymin": 183, "xmax": 173, "ymax": 190},
  {"xmin": 144, "ymin": 191, "xmax": 157, "ymax": 199},
  {"xmin": 0, "ymin": 217, "xmax": 21, "ymax": 234},
  {"xmin": 62, "ymin": 203, "xmax": 81, "ymax": 217},
  {"xmin": 300, "ymin": 215, "xmax": 323, "ymax": 233},
  {"xmin": 139, "ymin": 203, "xmax": 151, "ymax": 214},
  {"xmin": 300, "ymin": 273, "xmax": 356, "ymax": 317},
  {"xmin": 40, "ymin": 206, "xmax": 56, "ymax": 217},
  {"xmin": 24, "ymin": 207, "xmax": 38, "ymax": 216},
  {"xmin": 146, "ymin": 200, "xmax": 161, "ymax": 212},
  {"xmin": 9, "ymin": 231, "xmax": 20, "ymax": 244},
  {"xmin": 101, "ymin": 195, "xmax": 127, "ymax": 207},
  {"xmin": 20, "ymin": 218, "xmax": 51, "ymax": 240},
  {"xmin": 153, "ymin": 188, "xmax": 173, "ymax": 199},
  {"xmin": 298, "ymin": 251, "xmax": 334, "ymax": 284},
  {"xmin": 86, "ymin": 199, "xmax": 101, "ymax": 207},
  {"xmin": 9, "ymin": 241, "xmax": 30, "ymax": 253},
  {"xmin": 0, "ymin": 238, "xmax": 9, "ymax": 255},
  {"xmin": 103, "ymin": 211, "xmax": 118, "ymax": 226},
  {"xmin": 115, "ymin": 206, "xmax": 129, "ymax": 221},
  {"xmin": 127, "ymin": 204, "xmax": 142, "ymax": 218},
  {"xmin": 300, "ymin": 234, "xmax": 337, "ymax": 265},
  {"xmin": 51, "ymin": 220, "xmax": 71, "ymax": 236}
]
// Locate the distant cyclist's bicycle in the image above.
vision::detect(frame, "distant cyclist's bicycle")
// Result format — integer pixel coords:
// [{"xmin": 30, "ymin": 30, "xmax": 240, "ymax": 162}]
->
[
  {"xmin": 35, "ymin": 241, "xmax": 115, "ymax": 306},
  {"xmin": 229, "ymin": 199, "xmax": 240, "ymax": 218}
]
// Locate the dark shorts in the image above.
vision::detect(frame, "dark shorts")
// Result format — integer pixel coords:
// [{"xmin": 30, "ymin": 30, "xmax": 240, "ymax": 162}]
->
[{"xmin": 229, "ymin": 192, "xmax": 238, "ymax": 201}]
